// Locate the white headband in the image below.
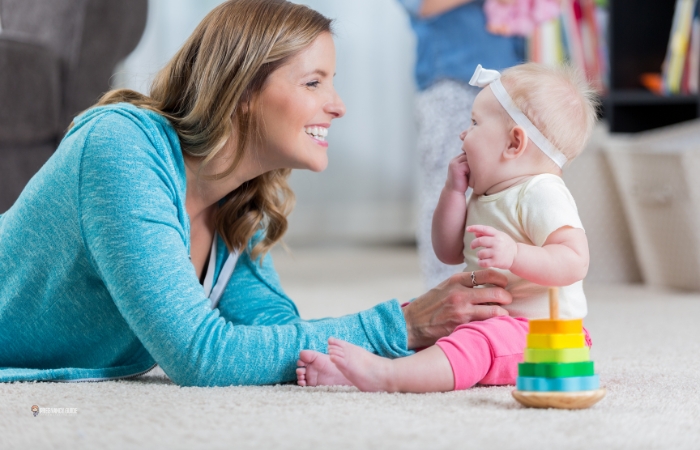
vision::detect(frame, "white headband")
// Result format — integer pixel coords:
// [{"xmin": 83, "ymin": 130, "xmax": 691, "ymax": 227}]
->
[{"xmin": 468, "ymin": 64, "xmax": 567, "ymax": 169}]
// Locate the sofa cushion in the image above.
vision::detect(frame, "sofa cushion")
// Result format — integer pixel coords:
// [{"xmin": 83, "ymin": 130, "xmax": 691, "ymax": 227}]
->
[{"xmin": 0, "ymin": 32, "xmax": 60, "ymax": 145}]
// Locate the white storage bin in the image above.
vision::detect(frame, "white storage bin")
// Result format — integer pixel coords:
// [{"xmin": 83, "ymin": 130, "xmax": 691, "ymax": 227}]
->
[
  {"xmin": 604, "ymin": 120, "xmax": 700, "ymax": 290},
  {"xmin": 564, "ymin": 124, "xmax": 641, "ymax": 284}
]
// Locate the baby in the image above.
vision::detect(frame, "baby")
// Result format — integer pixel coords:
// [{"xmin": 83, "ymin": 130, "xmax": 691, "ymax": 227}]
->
[{"xmin": 296, "ymin": 62, "xmax": 599, "ymax": 392}]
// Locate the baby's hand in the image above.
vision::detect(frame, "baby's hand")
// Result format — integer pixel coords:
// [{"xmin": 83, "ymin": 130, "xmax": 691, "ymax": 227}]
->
[
  {"xmin": 467, "ymin": 225, "xmax": 517, "ymax": 270},
  {"xmin": 445, "ymin": 153, "xmax": 470, "ymax": 194}
]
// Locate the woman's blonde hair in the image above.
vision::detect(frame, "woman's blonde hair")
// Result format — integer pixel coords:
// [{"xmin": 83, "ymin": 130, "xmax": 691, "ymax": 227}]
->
[
  {"xmin": 500, "ymin": 63, "xmax": 600, "ymax": 165},
  {"xmin": 95, "ymin": 0, "xmax": 333, "ymax": 259}
]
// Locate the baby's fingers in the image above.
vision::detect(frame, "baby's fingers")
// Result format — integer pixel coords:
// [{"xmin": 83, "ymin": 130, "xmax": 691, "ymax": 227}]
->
[
  {"xmin": 477, "ymin": 249, "xmax": 494, "ymax": 261},
  {"xmin": 478, "ymin": 259, "xmax": 494, "ymax": 268},
  {"xmin": 466, "ymin": 224, "xmax": 497, "ymax": 237},
  {"xmin": 471, "ymin": 236, "xmax": 495, "ymax": 250}
]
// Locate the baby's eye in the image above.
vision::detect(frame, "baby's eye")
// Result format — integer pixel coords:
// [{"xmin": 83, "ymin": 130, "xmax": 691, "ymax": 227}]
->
[
  {"xmin": 471, "ymin": 119, "xmax": 477, "ymax": 126},
  {"xmin": 306, "ymin": 80, "xmax": 320, "ymax": 88}
]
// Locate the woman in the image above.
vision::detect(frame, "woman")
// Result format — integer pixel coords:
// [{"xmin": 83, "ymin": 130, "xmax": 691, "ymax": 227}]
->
[{"xmin": 0, "ymin": 0, "xmax": 511, "ymax": 387}]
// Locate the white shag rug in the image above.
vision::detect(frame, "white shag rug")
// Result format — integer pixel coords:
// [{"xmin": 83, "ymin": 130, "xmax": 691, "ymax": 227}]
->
[{"xmin": 2, "ymin": 246, "xmax": 700, "ymax": 450}]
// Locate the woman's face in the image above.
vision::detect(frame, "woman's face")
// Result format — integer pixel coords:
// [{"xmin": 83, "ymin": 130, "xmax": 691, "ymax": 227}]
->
[{"xmin": 252, "ymin": 32, "xmax": 346, "ymax": 172}]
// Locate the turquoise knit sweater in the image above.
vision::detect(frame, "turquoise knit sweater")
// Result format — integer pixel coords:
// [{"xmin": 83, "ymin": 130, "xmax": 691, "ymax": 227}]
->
[{"xmin": 0, "ymin": 103, "xmax": 411, "ymax": 386}]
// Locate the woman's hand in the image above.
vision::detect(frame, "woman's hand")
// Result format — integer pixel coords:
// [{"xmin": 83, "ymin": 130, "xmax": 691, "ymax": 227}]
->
[{"xmin": 402, "ymin": 270, "xmax": 511, "ymax": 349}]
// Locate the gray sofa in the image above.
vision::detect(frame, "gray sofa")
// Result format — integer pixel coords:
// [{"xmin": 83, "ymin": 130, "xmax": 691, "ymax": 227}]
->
[{"xmin": 0, "ymin": 0, "xmax": 148, "ymax": 212}]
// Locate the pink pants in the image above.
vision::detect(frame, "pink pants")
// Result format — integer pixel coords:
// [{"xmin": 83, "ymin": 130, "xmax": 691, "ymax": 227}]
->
[{"xmin": 434, "ymin": 316, "xmax": 592, "ymax": 391}]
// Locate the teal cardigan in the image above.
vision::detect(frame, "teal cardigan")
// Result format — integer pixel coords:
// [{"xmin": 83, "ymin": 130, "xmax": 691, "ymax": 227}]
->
[{"xmin": 0, "ymin": 104, "xmax": 411, "ymax": 386}]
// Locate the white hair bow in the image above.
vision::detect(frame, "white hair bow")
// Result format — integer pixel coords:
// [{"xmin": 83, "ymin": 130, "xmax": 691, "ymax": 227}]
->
[{"xmin": 469, "ymin": 64, "xmax": 567, "ymax": 169}]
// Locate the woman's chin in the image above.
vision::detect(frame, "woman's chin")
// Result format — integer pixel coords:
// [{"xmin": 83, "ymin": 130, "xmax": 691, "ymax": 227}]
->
[{"xmin": 304, "ymin": 158, "xmax": 329, "ymax": 172}]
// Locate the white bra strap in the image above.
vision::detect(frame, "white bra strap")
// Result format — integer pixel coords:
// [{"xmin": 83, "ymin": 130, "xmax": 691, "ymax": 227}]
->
[{"xmin": 209, "ymin": 248, "xmax": 238, "ymax": 310}]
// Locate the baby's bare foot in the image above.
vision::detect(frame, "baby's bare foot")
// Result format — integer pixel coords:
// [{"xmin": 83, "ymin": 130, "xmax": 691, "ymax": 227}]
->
[
  {"xmin": 296, "ymin": 349, "xmax": 352, "ymax": 387},
  {"xmin": 328, "ymin": 338, "xmax": 396, "ymax": 392}
]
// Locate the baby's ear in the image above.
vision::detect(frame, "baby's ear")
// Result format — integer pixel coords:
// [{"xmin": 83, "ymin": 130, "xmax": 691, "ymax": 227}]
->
[{"xmin": 504, "ymin": 126, "xmax": 528, "ymax": 160}]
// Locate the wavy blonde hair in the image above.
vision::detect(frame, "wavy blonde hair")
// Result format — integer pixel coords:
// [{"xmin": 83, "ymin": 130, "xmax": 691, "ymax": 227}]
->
[{"xmin": 94, "ymin": 0, "xmax": 332, "ymax": 259}]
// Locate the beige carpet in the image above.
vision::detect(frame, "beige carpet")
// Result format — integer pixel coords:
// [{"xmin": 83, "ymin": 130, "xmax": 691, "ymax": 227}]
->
[{"xmin": 3, "ymin": 245, "xmax": 700, "ymax": 450}]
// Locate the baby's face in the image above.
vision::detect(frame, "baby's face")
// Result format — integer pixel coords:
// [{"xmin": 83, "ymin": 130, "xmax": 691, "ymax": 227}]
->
[{"xmin": 460, "ymin": 86, "xmax": 512, "ymax": 195}]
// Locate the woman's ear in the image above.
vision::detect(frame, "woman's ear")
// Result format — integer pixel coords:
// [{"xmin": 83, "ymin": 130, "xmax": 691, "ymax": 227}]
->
[
  {"xmin": 504, "ymin": 126, "xmax": 528, "ymax": 160},
  {"xmin": 240, "ymin": 100, "xmax": 250, "ymax": 115},
  {"xmin": 239, "ymin": 89, "xmax": 254, "ymax": 115}
]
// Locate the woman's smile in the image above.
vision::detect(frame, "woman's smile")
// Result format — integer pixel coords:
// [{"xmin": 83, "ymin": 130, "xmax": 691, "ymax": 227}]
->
[{"xmin": 304, "ymin": 124, "xmax": 330, "ymax": 147}]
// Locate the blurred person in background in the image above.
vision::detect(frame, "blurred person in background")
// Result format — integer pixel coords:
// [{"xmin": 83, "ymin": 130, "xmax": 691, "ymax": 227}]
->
[{"xmin": 397, "ymin": 0, "xmax": 525, "ymax": 289}]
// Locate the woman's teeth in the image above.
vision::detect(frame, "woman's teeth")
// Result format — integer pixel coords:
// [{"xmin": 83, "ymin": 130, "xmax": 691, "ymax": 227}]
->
[{"xmin": 304, "ymin": 126, "xmax": 327, "ymax": 141}]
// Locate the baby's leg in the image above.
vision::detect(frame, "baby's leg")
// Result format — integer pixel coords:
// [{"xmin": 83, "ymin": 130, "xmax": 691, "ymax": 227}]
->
[
  {"xmin": 330, "ymin": 315, "xmax": 529, "ymax": 392},
  {"xmin": 296, "ymin": 350, "xmax": 352, "ymax": 387},
  {"xmin": 435, "ymin": 316, "xmax": 529, "ymax": 389},
  {"xmin": 328, "ymin": 338, "xmax": 454, "ymax": 393}
]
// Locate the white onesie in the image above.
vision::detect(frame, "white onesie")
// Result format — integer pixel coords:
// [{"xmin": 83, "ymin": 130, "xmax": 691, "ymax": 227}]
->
[{"xmin": 463, "ymin": 173, "xmax": 587, "ymax": 319}]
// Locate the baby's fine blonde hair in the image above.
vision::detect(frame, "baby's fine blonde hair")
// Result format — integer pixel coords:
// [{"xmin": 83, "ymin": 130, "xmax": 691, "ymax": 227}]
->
[{"xmin": 499, "ymin": 63, "xmax": 599, "ymax": 165}]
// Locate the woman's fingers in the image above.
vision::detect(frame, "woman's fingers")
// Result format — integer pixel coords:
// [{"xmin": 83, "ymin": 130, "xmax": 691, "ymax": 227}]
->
[
  {"xmin": 403, "ymin": 270, "xmax": 513, "ymax": 349},
  {"xmin": 403, "ymin": 276, "xmax": 511, "ymax": 349},
  {"xmin": 470, "ymin": 302, "xmax": 510, "ymax": 321},
  {"xmin": 461, "ymin": 269, "xmax": 508, "ymax": 289}
]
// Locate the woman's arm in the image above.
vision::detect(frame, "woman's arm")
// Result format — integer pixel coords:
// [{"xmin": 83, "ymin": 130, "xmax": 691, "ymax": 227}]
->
[
  {"xmin": 432, "ymin": 153, "xmax": 470, "ymax": 265},
  {"xmin": 79, "ymin": 112, "xmax": 421, "ymax": 387},
  {"xmin": 419, "ymin": 0, "xmax": 476, "ymax": 18},
  {"xmin": 218, "ymin": 235, "xmax": 513, "ymax": 350},
  {"xmin": 400, "ymin": 0, "xmax": 515, "ymax": 19}
]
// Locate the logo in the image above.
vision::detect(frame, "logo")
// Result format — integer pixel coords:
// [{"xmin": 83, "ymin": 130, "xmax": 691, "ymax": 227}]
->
[{"xmin": 31, "ymin": 405, "xmax": 78, "ymax": 416}]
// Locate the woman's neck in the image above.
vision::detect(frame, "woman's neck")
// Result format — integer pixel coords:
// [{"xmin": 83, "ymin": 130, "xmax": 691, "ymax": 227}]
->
[{"xmin": 183, "ymin": 148, "xmax": 265, "ymax": 221}]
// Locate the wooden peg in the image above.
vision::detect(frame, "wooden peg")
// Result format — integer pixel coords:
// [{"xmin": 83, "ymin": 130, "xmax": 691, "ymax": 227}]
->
[{"xmin": 548, "ymin": 287, "xmax": 559, "ymax": 320}]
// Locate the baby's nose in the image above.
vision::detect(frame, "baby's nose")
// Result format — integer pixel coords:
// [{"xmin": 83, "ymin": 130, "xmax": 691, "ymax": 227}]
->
[{"xmin": 459, "ymin": 130, "xmax": 468, "ymax": 141}]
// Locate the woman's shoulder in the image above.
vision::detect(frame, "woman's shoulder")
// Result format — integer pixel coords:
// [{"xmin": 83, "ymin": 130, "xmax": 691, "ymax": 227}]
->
[
  {"xmin": 70, "ymin": 103, "xmax": 173, "ymax": 142},
  {"xmin": 68, "ymin": 103, "xmax": 187, "ymax": 202},
  {"xmin": 68, "ymin": 102, "xmax": 183, "ymax": 169}
]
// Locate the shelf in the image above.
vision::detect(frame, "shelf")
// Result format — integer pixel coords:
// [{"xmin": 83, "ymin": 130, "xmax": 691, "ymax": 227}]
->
[
  {"xmin": 606, "ymin": 90, "xmax": 700, "ymax": 105},
  {"xmin": 607, "ymin": 1, "xmax": 700, "ymax": 132}
]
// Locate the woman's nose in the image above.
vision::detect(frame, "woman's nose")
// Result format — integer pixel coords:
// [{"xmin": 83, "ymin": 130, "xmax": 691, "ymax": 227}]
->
[{"xmin": 325, "ymin": 90, "xmax": 346, "ymax": 119}]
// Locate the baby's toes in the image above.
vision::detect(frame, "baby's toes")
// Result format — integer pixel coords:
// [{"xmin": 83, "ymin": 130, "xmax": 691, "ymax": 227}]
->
[{"xmin": 296, "ymin": 367, "xmax": 307, "ymax": 386}]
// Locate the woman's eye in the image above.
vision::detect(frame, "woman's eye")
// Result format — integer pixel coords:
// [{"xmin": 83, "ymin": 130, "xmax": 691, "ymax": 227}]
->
[{"xmin": 306, "ymin": 81, "xmax": 320, "ymax": 88}]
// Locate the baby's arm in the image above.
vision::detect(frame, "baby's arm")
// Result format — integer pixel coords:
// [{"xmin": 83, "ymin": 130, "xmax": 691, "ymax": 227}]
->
[
  {"xmin": 432, "ymin": 153, "xmax": 470, "ymax": 265},
  {"xmin": 467, "ymin": 224, "xmax": 589, "ymax": 286}
]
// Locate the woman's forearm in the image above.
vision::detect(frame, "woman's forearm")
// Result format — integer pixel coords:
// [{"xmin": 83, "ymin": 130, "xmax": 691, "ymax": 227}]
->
[
  {"xmin": 167, "ymin": 300, "xmax": 411, "ymax": 387},
  {"xmin": 419, "ymin": 0, "xmax": 476, "ymax": 17}
]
